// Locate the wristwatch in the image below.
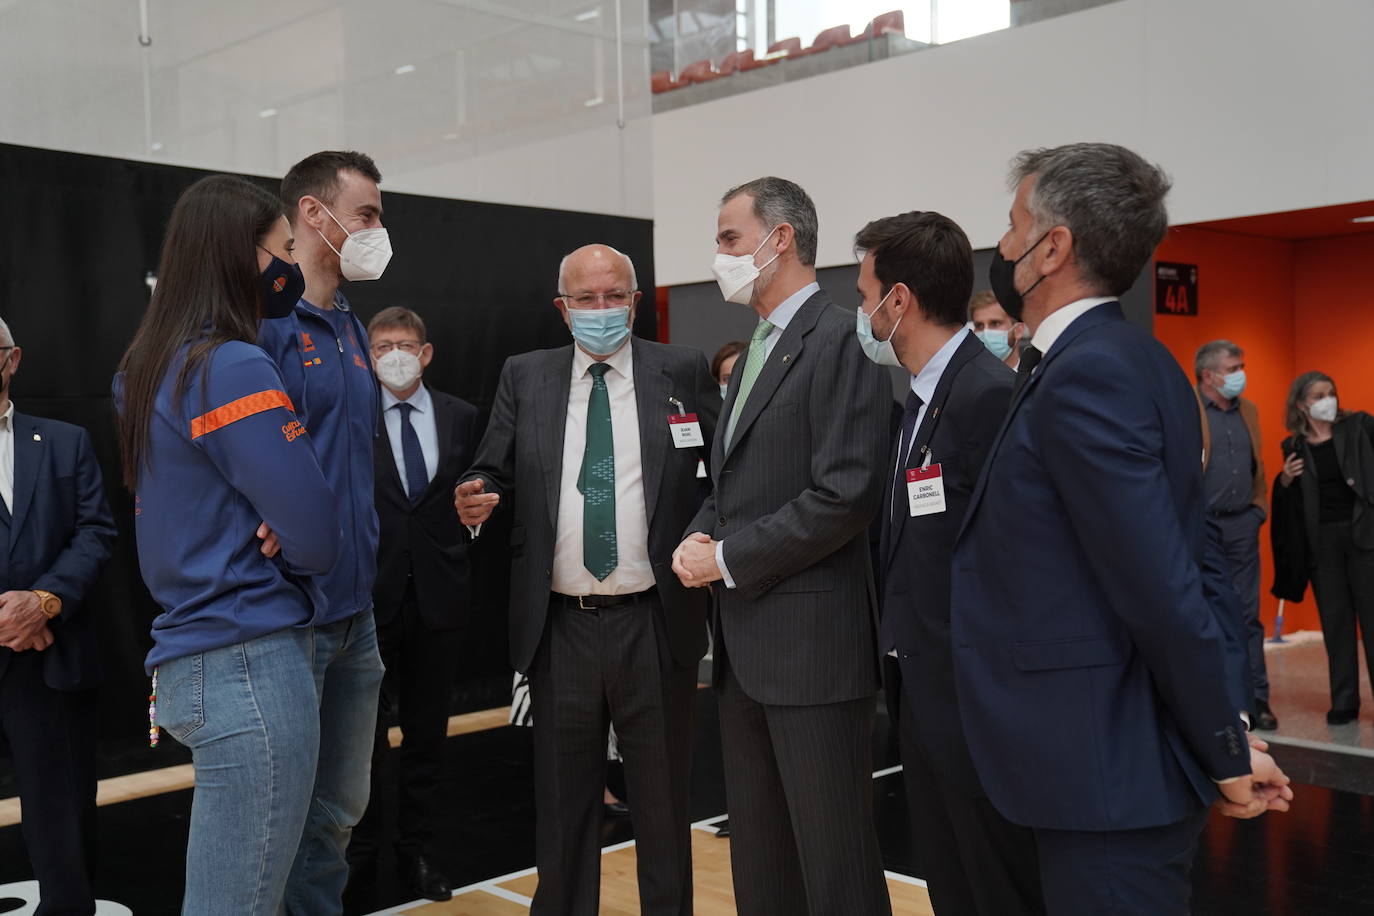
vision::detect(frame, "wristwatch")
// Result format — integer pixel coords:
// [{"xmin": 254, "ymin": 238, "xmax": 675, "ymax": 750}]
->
[{"xmin": 31, "ymin": 590, "xmax": 61, "ymax": 619}]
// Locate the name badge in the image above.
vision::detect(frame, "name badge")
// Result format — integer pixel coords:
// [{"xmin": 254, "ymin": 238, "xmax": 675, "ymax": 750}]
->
[
  {"xmin": 906, "ymin": 464, "xmax": 946, "ymax": 517},
  {"xmin": 669, "ymin": 413, "xmax": 705, "ymax": 448}
]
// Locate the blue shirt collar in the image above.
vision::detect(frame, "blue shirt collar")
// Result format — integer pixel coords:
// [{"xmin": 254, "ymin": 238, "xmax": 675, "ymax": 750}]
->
[
  {"xmin": 765, "ymin": 281, "xmax": 820, "ymax": 332},
  {"xmin": 910, "ymin": 327, "xmax": 971, "ymax": 403},
  {"xmin": 381, "ymin": 382, "xmax": 431, "ymax": 413}
]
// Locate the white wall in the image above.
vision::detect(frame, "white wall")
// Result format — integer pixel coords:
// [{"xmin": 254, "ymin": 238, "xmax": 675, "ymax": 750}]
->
[{"xmin": 651, "ymin": 0, "xmax": 1374, "ymax": 285}]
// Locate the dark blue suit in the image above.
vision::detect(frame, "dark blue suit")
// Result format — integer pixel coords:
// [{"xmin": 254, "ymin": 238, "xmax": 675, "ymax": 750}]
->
[
  {"xmin": 878, "ymin": 334, "xmax": 1043, "ymax": 915},
  {"xmin": 0, "ymin": 411, "xmax": 115, "ymax": 914},
  {"xmin": 951, "ymin": 303, "xmax": 1250, "ymax": 914}
]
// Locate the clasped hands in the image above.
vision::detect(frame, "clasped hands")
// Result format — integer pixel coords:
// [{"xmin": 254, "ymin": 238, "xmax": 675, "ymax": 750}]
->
[
  {"xmin": 672, "ymin": 532, "xmax": 722, "ymax": 588},
  {"xmin": 0, "ymin": 591, "xmax": 53, "ymax": 653},
  {"xmin": 1213, "ymin": 734, "xmax": 1295, "ymax": 819}
]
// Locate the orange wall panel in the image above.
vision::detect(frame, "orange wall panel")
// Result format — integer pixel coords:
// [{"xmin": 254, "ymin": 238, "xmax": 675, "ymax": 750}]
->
[
  {"xmin": 1151, "ymin": 228, "xmax": 1314, "ymax": 631},
  {"xmin": 1292, "ymin": 234, "xmax": 1374, "ymax": 407}
]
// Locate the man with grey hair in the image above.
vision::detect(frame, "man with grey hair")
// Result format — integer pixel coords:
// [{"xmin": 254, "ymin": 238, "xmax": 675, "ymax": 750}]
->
[
  {"xmin": 0, "ymin": 316, "xmax": 115, "ymax": 913},
  {"xmin": 455, "ymin": 245, "xmax": 719, "ymax": 915},
  {"xmin": 673, "ymin": 178, "xmax": 892, "ymax": 914},
  {"xmin": 1195, "ymin": 339, "xmax": 1274, "ymax": 730},
  {"xmin": 950, "ymin": 144, "xmax": 1293, "ymax": 915}
]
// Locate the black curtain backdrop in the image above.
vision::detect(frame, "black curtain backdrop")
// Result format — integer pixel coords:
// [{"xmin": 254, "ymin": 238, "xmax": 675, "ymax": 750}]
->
[{"xmin": 1, "ymin": 142, "xmax": 655, "ymax": 780}]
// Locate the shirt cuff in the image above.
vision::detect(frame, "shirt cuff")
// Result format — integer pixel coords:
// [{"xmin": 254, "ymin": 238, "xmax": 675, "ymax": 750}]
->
[
  {"xmin": 716, "ymin": 540, "xmax": 736, "ymax": 589},
  {"xmin": 1214, "ymin": 775, "xmax": 1248, "ymax": 785}
]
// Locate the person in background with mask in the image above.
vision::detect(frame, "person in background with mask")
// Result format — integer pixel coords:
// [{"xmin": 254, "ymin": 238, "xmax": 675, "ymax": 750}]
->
[
  {"xmin": 256, "ymin": 150, "xmax": 388, "ymax": 915},
  {"xmin": 856, "ymin": 212, "xmax": 1040, "ymax": 915},
  {"xmin": 346, "ymin": 307, "xmax": 478, "ymax": 906},
  {"xmin": 710, "ymin": 340, "xmax": 746, "ymax": 399},
  {"xmin": 454, "ymin": 245, "xmax": 717, "ymax": 916},
  {"xmin": 115, "ymin": 175, "xmax": 340, "ymax": 915},
  {"xmin": 968, "ymin": 288, "xmax": 1027, "ymax": 371},
  {"xmin": 673, "ymin": 177, "xmax": 892, "ymax": 916},
  {"xmin": 1195, "ymin": 340, "xmax": 1275, "ymax": 730},
  {"xmin": 1271, "ymin": 372, "xmax": 1374, "ymax": 725}
]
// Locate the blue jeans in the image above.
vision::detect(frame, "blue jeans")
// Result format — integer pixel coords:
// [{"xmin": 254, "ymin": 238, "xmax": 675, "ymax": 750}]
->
[
  {"xmin": 283, "ymin": 611, "xmax": 385, "ymax": 916},
  {"xmin": 157, "ymin": 626, "xmax": 320, "ymax": 916}
]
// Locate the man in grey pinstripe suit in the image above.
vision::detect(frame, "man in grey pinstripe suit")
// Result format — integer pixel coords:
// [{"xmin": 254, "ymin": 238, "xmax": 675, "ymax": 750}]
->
[{"xmin": 673, "ymin": 177, "xmax": 893, "ymax": 915}]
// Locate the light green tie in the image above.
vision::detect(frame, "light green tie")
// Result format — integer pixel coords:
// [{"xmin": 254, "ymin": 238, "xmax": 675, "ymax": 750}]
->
[{"xmin": 727, "ymin": 319, "xmax": 774, "ymax": 446}]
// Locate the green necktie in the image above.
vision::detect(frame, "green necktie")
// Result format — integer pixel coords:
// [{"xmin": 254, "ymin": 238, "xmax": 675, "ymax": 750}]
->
[
  {"xmin": 727, "ymin": 319, "xmax": 775, "ymax": 446},
  {"xmin": 578, "ymin": 362, "xmax": 617, "ymax": 580}
]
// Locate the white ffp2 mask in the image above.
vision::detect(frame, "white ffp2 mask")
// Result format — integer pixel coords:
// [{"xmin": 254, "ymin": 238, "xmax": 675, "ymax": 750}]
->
[
  {"xmin": 319, "ymin": 203, "xmax": 393, "ymax": 282},
  {"xmin": 711, "ymin": 225, "xmax": 781, "ymax": 305},
  {"xmin": 375, "ymin": 349, "xmax": 423, "ymax": 391}
]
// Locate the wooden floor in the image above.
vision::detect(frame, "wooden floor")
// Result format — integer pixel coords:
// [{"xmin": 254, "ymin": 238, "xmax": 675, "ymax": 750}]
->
[{"xmin": 378, "ymin": 825, "xmax": 934, "ymax": 915}]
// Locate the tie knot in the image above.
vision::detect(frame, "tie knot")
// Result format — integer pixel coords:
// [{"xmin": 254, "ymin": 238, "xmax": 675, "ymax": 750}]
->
[
  {"xmin": 394, "ymin": 401, "xmax": 413, "ymax": 418},
  {"xmin": 904, "ymin": 390, "xmax": 923, "ymax": 414},
  {"xmin": 589, "ymin": 362, "xmax": 610, "ymax": 379},
  {"xmin": 1020, "ymin": 344, "xmax": 1043, "ymax": 373},
  {"xmin": 751, "ymin": 320, "xmax": 774, "ymax": 343}
]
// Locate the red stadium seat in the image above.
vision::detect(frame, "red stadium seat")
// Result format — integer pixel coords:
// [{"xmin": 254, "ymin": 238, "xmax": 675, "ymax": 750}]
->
[
  {"xmin": 651, "ymin": 70, "xmax": 686, "ymax": 93},
  {"xmin": 679, "ymin": 58, "xmax": 721, "ymax": 83},
  {"xmin": 718, "ymin": 50, "xmax": 750, "ymax": 76},
  {"xmin": 767, "ymin": 37, "xmax": 802, "ymax": 57},
  {"xmin": 856, "ymin": 10, "xmax": 906, "ymax": 40},
  {"xmin": 800, "ymin": 24, "xmax": 858, "ymax": 56}
]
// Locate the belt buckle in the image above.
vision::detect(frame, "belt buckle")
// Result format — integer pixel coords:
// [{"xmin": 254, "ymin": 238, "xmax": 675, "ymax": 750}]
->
[{"xmin": 577, "ymin": 595, "xmax": 594, "ymax": 610}]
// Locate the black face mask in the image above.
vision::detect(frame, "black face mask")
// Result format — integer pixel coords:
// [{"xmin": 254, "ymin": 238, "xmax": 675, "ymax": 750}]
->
[
  {"xmin": 987, "ymin": 230, "xmax": 1051, "ymax": 322},
  {"xmin": 259, "ymin": 255, "xmax": 305, "ymax": 320}
]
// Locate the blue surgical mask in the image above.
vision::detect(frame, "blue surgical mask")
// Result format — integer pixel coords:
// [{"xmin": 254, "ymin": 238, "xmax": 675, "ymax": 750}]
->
[
  {"xmin": 976, "ymin": 329, "xmax": 1012, "ymax": 360},
  {"xmin": 567, "ymin": 305, "xmax": 631, "ymax": 356},
  {"xmin": 1218, "ymin": 369, "xmax": 1246, "ymax": 399},
  {"xmin": 855, "ymin": 287, "xmax": 902, "ymax": 367},
  {"xmin": 719, "ymin": 383, "xmax": 730, "ymax": 400}
]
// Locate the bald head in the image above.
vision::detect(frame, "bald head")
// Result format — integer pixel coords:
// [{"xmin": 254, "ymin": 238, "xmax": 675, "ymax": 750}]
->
[{"xmin": 557, "ymin": 244, "xmax": 638, "ymax": 297}]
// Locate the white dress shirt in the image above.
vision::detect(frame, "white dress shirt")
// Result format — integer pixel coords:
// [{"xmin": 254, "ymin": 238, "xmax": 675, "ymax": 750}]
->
[
  {"xmin": 1029, "ymin": 297, "xmax": 1115, "ymax": 358},
  {"xmin": 0, "ymin": 400, "xmax": 13, "ymax": 512},
  {"xmin": 381, "ymin": 382, "xmax": 439, "ymax": 488},
  {"xmin": 552, "ymin": 342, "xmax": 654, "ymax": 596},
  {"xmin": 717, "ymin": 281, "xmax": 821, "ymax": 589}
]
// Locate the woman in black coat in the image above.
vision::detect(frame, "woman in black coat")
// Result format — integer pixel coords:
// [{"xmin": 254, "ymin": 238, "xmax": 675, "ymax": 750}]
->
[{"xmin": 1271, "ymin": 371, "xmax": 1374, "ymax": 724}]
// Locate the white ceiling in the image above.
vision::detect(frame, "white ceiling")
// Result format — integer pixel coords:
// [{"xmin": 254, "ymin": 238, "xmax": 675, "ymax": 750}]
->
[{"xmin": 0, "ymin": 0, "xmax": 654, "ymax": 217}]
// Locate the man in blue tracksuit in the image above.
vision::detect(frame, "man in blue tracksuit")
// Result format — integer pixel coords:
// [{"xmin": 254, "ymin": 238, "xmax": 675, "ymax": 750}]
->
[{"xmin": 257, "ymin": 150, "xmax": 391, "ymax": 915}]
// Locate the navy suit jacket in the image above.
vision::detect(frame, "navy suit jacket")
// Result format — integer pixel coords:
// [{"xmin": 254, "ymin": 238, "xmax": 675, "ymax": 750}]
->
[
  {"xmin": 879, "ymin": 334, "xmax": 1013, "ymax": 793},
  {"xmin": 951, "ymin": 302, "xmax": 1250, "ymax": 832},
  {"xmin": 0, "ymin": 412, "xmax": 116, "ymax": 691}
]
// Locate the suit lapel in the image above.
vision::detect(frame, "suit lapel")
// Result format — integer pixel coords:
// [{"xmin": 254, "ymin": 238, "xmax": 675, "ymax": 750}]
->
[
  {"xmin": 419, "ymin": 392, "xmax": 456, "ymax": 504},
  {"xmin": 885, "ymin": 334, "xmax": 982, "ymax": 566},
  {"xmin": 538, "ymin": 348, "xmax": 574, "ymax": 530},
  {"xmin": 957, "ymin": 302, "xmax": 1123, "ymax": 543},
  {"xmin": 9, "ymin": 414, "xmax": 42, "ymax": 539},
  {"xmin": 723, "ymin": 291, "xmax": 826, "ymax": 463},
  {"xmin": 631, "ymin": 339, "xmax": 671, "ymax": 530}
]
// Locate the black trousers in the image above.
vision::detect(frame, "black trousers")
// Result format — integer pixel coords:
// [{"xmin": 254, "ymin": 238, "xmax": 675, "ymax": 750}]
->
[
  {"xmin": 0, "ymin": 650, "xmax": 97, "ymax": 916},
  {"xmin": 528, "ymin": 591, "xmax": 696, "ymax": 916},
  {"xmin": 715, "ymin": 653, "xmax": 891, "ymax": 916},
  {"xmin": 1311, "ymin": 521, "xmax": 1374, "ymax": 712},
  {"xmin": 351, "ymin": 583, "xmax": 459, "ymax": 864},
  {"xmin": 1034, "ymin": 807, "xmax": 1209, "ymax": 916},
  {"xmin": 899, "ymin": 700, "xmax": 1044, "ymax": 916}
]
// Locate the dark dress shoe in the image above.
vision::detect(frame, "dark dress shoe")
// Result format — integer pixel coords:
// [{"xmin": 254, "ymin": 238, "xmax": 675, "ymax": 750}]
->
[
  {"xmin": 1327, "ymin": 708, "xmax": 1359, "ymax": 725},
  {"xmin": 1252, "ymin": 699, "xmax": 1279, "ymax": 731},
  {"xmin": 604, "ymin": 800, "xmax": 631, "ymax": 818},
  {"xmin": 400, "ymin": 854, "xmax": 453, "ymax": 902}
]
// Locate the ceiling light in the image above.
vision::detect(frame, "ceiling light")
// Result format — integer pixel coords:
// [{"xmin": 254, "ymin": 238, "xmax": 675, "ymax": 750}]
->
[
  {"xmin": 258, "ymin": 108, "xmax": 278, "ymax": 119},
  {"xmin": 1352, "ymin": 215, "xmax": 1374, "ymax": 224},
  {"xmin": 149, "ymin": 141, "xmax": 163, "ymax": 152},
  {"xmin": 574, "ymin": 9, "xmax": 599, "ymax": 21},
  {"xmin": 394, "ymin": 64, "xmax": 416, "ymax": 75}
]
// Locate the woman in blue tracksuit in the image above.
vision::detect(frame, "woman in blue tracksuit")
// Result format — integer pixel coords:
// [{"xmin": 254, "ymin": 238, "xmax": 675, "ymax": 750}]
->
[{"xmin": 114, "ymin": 175, "xmax": 342, "ymax": 915}]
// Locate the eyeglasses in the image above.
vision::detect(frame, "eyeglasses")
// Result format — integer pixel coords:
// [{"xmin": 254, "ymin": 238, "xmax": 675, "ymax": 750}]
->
[
  {"xmin": 370, "ymin": 340, "xmax": 423, "ymax": 356},
  {"xmin": 561, "ymin": 290, "xmax": 636, "ymax": 308}
]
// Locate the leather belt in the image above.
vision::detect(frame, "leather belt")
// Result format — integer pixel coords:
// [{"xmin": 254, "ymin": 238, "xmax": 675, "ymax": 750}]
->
[{"xmin": 554, "ymin": 587, "xmax": 656, "ymax": 611}]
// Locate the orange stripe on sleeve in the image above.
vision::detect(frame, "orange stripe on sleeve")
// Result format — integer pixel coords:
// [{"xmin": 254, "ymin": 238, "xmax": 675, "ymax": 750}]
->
[{"xmin": 190, "ymin": 390, "xmax": 296, "ymax": 439}]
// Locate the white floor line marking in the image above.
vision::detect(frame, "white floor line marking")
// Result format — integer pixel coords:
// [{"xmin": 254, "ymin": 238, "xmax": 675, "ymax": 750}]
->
[
  {"xmin": 1264, "ymin": 734, "xmax": 1374, "ymax": 759},
  {"xmin": 447, "ymin": 864, "xmax": 538, "ymax": 897},
  {"xmin": 873, "ymin": 764, "xmax": 903, "ymax": 779},
  {"xmin": 691, "ymin": 814, "xmax": 730, "ymax": 829},
  {"xmin": 481, "ymin": 884, "xmax": 535, "ymax": 906},
  {"xmin": 885, "ymin": 869, "xmax": 929, "ymax": 888}
]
